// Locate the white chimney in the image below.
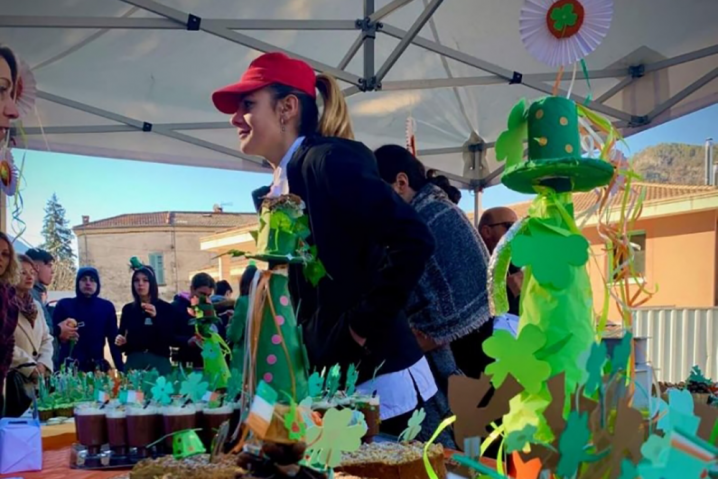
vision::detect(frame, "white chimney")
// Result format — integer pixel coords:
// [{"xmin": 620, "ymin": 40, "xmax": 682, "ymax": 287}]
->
[{"xmin": 706, "ymin": 138, "xmax": 714, "ymax": 186}]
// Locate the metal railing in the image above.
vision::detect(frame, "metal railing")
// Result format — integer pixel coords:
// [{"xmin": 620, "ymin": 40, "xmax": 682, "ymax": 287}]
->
[{"xmin": 633, "ymin": 308, "xmax": 718, "ymax": 383}]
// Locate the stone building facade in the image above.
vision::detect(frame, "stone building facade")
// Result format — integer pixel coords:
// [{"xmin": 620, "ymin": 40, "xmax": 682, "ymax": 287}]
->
[{"xmin": 73, "ymin": 211, "xmax": 256, "ymax": 309}]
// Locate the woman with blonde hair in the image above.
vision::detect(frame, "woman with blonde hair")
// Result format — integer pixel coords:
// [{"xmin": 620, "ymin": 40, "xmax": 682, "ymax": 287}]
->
[{"xmin": 212, "ymin": 53, "xmax": 437, "ymax": 435}]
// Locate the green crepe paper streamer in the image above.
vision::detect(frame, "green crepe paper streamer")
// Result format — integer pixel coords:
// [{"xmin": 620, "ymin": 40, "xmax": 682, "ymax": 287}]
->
[
  {"xmin": 450, "ymin": 455, "xmax": 506, "ymax": 479},
  {"xmin": 480, "ymin": 423, "xmax": 505, "ymax": 458},
  {"xmin": 495, "ymin": 98, "xmax": 529, "ymax": 169},
  {"xmin": 483, "ymin": 325, "xmax": 551, "ymax": 394},
  {"xmin": 488, "ymin": 219, "xmax": 527, "ymax": 317},
  {"xmin": 423, "ymin": 416, "xmax": 461, "ymax": 479},
  {"xmin": 580, "ymin": 59, "xmax": 592, "ymax": 105}
]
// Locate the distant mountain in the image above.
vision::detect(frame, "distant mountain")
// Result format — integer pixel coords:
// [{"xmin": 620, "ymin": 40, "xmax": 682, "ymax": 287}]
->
[{"xmin": 631, "ymin": 142, "xmax": 718, "ymax": 185}]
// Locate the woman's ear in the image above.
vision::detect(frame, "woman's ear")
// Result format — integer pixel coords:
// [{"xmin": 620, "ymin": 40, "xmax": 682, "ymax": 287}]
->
[{"xmin": 279, "ymin": 94, "xmax": 300, "ymax": 122}]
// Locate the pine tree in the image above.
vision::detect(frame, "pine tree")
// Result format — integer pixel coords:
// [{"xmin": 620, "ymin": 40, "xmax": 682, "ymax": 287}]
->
[{"xmin": 40, "ymin": 193, "xmax": 77, "ymax": 291}]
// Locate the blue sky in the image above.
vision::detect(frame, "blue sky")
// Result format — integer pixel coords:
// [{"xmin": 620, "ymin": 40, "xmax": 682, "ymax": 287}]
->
[{"xmin": 5, "ymin": 103, "xmax": 718, "ymax": 251}]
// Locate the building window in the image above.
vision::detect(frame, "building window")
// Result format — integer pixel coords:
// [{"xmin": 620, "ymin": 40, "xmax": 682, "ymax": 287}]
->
[
  {"xmin": 611, "ymin": 232, "xmax": 646, "ymax": 281},
  {"xmin": 149, "ymin": 253, "xmax": 166, "ymax": 285}
]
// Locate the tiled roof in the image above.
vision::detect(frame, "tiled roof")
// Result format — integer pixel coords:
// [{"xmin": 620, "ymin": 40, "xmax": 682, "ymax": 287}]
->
[
  {"xmin": 468, "ymin": 182, "xmax": 718, "ymax": 220},
  {"xmin": 74, "ymin": 211, "xmax": 257, "ymax": 231}
]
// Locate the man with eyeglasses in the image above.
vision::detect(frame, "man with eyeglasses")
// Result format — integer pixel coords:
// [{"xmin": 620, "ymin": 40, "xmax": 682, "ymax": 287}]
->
[{"xmin": 479, "ymin": 207, "xmax": 522, "ymax": 316}]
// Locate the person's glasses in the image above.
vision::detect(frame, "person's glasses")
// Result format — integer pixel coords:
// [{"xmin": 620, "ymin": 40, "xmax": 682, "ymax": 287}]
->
[{"xmin": 488, "ymin": 221, "xmax": 514, "ymax": 229}]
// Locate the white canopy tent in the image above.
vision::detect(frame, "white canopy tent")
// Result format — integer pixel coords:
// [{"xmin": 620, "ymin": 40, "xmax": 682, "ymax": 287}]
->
[{"xmin": 1, "ymin": 0, "xmax": 717, "ymax": 200}]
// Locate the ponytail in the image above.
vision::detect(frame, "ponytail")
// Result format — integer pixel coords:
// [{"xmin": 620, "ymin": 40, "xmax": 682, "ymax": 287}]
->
[
  {"xmin": 316, "ymin": 73, "xmax": 354, "ymax": 140},
  {"xmin": 269, "ymin": 72, "xmax": 354, "ymax": 140},
  {"xmin": 427, "ymin": 170, "xmax": 462, "ymax": 204}
]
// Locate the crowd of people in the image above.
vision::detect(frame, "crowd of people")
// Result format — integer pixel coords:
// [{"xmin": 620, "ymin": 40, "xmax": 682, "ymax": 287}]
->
[{"xmin": 0, "ymin": 45, "xmax": 525, "ymax": 446}]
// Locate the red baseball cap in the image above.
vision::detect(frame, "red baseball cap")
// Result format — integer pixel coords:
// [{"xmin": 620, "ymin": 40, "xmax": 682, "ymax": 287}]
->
[{"xmin": 212, "ymin": 52, "xmax": 317, "ymax": 114}]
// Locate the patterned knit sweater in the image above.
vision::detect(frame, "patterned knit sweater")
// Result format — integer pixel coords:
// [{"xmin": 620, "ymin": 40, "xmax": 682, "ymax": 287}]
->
[{"xmin": 407, "ymin": 184, "xmax": 491, "ymax": 343}]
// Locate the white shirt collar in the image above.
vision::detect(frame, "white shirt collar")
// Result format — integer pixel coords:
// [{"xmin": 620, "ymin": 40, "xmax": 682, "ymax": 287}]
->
[{"xmin": 269, "ymin": 136, "xmax": 305, "ymax": 198}]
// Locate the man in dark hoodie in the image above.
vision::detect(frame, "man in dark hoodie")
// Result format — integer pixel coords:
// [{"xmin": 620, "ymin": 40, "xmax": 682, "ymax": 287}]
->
[{"xmin": 53, "ymin": 267, "xmax": 124, "ymax": 372}]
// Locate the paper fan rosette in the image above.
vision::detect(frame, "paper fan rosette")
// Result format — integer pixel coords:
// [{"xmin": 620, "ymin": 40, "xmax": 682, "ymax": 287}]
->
[
  {"xmin": 520, "ymin": 0, "xmax": 613, "ymax": 67},
  {"xmin": 0, "ymin": 149, "xmax": 18, "ymax": 196},
  {"xmin": 15, "ymin": 59, "xmax": 37, "ymax": 119}
]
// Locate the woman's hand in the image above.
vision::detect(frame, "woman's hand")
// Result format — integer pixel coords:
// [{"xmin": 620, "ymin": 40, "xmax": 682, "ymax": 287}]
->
[
  {"xmin": 141, "ymin": 303, "xmax": 157, "ymax": 318},
  {"xmin": 115, "ymin": 334, "xmax": 127, "ymax": 347},
  {"xmin": 36, "ymin": 363, "xmax": 48, "ymax": 377},
  {"xmin": 412, "ymin": 328, "xmax": 440, "ymax": 352}
]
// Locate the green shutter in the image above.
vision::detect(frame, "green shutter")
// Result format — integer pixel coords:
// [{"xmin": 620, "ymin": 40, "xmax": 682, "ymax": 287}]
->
[{"xmin": 149, "ymin": 253, "xmax": 166, "ymax": 285}]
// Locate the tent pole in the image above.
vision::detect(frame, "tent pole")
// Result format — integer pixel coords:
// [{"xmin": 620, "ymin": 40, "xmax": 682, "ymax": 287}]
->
[
  {"xmin": 363, "ymin": 0, "xmax": 375, "ymax": 82},
  {"xmin": 0, "ymin": 193, "xmax": 6, "ymax": 234},
  {"xmin": 474, "ymin": 187, "xmax": 482, "ymax": 229}
]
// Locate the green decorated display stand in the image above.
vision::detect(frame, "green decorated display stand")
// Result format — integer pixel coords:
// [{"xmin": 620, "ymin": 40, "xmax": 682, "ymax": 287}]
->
[
  {"xmin": 487, "ymin": 95, "xmax": 615, "ymax": 439},
  {"xmin": 228, "ymin": 194, "xmax": 323, "ymax": 412}
]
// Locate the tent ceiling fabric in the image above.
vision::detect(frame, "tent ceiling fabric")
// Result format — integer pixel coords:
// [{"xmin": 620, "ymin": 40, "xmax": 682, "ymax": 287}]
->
[{"xmin": 2, "ymin": 0, "xmax": 717, "ymax": 188}]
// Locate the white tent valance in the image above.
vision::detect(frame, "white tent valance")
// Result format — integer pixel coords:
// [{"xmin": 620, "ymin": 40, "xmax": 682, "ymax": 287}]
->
[{"xmin": 2, "ymin": 0, "xmax": 717, "ymax": 189}]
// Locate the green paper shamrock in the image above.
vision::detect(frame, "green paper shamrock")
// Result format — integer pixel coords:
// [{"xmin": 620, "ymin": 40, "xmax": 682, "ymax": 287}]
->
[
  {"xmin": 688, "ymin": 365, "xmax": 712, "ymax": 385},
  {"xmin": 657, "ymin": 388, "xmax": 700, "ymax": 435},
  {"xmin": 638, "ymin": 432, "xmax": 712, "ymax": 479},
  {"xmin": 495, "ymin": 98, "xmax": 528, "ymax": 169},
  {"xmin": 610, "ymin": 332, "xmax": 633, "ymax": 375},
  {"xmin": 583, "ymin": 341, "xmax": 607, "ymax": 395},
  {"xmin": 557, "ymin": 411, "xmax": 601, "ymax": 477},
  {"xmin": 641, "ymin": 434, "xmax": 671, "ymax": 466},
  {"xmin": 151, "ymin": 376, "xmax": 175, "ymax": 406},
  {"xmin": 511, "ymin": 219, "xmax": 589, "ymax": 290},
  {"xmin": 201, "ymin": 341, "xmax": 221, "ymax": 361},
  {"xmin": 345, "ymin": 364, "xmax": 359, "ymax": 397},
  {"xmin": 180, "ymin": 372, "xmax": 209, "ymax": 403},
  {"xmin": 398, "ymin": 408, "xmax": 426, "ymax": 443},
  {"xmin": 305, "ymin": 408, "xmax": 365, "ymax": 469},
  {"xmin": 308, "ymin": 371, "xmax": 325, "ymax": 397},
  {"xmin": 505, "ymin": 424, "xmax": 538, "ymax": 453},
  {"xmin": 326, "ymin": 364, "xmax": 341, "ymax": 398},
  {"xmin": 483, "ymin": 324, "xmax": 551, "ymax": 393},
  {"xmin": 551, "ymin": 3, "xmax": 578, "ymax": 31},
  {"xmin": 284, "ymin": 401, "xmax": 307, "ymax": 441},
  {"xmin": 303, "ymin": 245, "xmax": 327, "ymax": 287},
  {"xmin": 618, "ymin": 458, "xmax": 638, "ymax": 479}
]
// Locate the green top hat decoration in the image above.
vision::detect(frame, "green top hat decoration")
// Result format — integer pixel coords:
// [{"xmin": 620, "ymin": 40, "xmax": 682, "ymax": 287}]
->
[
  {"xmin": 173, "ymin": 429, "xmax": 206, "ymax": 459},
  {"xmin": 497, "ymin": 96, "xmax": 615, "ymax": 194}
]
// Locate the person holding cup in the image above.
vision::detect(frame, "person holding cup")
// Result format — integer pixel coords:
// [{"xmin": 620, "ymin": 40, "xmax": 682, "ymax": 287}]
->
[{"xmin": 115, "ymin": 260, "xmax": 176, "ymax": 375}]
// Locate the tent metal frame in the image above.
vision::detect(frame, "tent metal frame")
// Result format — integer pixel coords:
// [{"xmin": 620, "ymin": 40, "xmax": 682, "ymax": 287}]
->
[{"xmin": 4, "ymin": 0, "xmax": 718, "ymax": 194}]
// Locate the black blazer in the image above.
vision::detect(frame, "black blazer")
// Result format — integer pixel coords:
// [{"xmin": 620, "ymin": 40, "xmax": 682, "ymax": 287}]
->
[{"xmin": 259, "ymin": 136, "xmax": 435, "ymax": 384}]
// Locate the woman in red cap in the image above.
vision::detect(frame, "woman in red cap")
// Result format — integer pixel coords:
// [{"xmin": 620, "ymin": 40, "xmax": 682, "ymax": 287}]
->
[{"xmin": 213, "ymin": 52, "xmax": 439, "ymax": 437}]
